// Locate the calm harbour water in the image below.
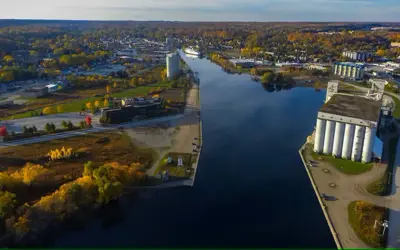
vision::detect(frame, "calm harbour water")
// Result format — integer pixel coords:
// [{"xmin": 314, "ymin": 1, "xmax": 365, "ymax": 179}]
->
[{"xmin": 55, "ymin": 54, "xmax": 336, "ymax": 248}]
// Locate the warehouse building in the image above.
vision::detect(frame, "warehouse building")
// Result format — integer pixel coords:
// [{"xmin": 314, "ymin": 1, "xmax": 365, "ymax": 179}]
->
[
  {"xmin": 333, "ymin": 62, "xmax": 365, "ymax": 80},
  {"xmin": 342, "ymin": 50, "xmax": 372, "ymax": 61},
  {"xmin": 313, "ymin": 82, "xmax": 382, "ymax": 163}
]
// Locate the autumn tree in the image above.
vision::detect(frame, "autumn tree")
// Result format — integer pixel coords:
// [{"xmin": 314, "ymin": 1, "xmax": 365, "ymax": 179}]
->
[
  {"xmin": 42, "ymin": 106, "xmax": 54, "ymax": 115},
  {"xmin": 94, "ymin": 100, "xmax": 100, "ymax": 108},
  {"xmin": 106, "ymin": 85, "xmax": 111, "ymax": 93},
  {"xmin": 11, "ymin": 163, "xmax": 49, "ymax": 185},
  {"xmin": 3, "ymin": 55, "xmax": 14, "ymax": 63},
  {"xmin": 86, "ymin": 102, "xmax": 93, "ymax": 111},
  {"xmin": 130, "ymin": 78, "xmax": 138, "ymax": 87},
  {"xmin": 103, "ymin": 98, "xmax": 110, "ymax": 108},
  {"xmin": 113, "ymin": 82, "xmax": 118, "ymax": 88},
  {"xmin": 0, "ymin": 191, "xmax": 16, "ymax": 219},
  {"xmin": 261, "ymin": 72, "xmax": 275, "ymax": 84},
  {"xmin": 56, "ymin": 105, "xmax": 63, "ymax": 113},
  {"xmin": 250, "ymin": 68, "xmax": 259, "ymax": 76},
  {"xmin": 160, "ymin": 68, "xmax": 167, "ymax": 81}
]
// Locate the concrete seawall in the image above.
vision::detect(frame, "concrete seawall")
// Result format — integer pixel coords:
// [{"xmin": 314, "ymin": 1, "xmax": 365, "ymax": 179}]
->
[
  {"xmin": 189, "ymin": 118, "xmax": 202, "ymax": 187},
  {"xmin": 299, "ymin": 140, "xmax": 343, "ymax": 249},
  {"xmin": 188, "ymin": 80, "xmax": 202, "ymax": 187}
]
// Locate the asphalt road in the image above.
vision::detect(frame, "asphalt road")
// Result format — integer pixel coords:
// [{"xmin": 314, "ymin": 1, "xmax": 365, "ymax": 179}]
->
[
  {"xmin": 1, "ymin": 113, "xmax": 103, "ymax": 133},
  {"xmin": 0, "ymin": 114, "xmax": 184, "ymax": 148}
]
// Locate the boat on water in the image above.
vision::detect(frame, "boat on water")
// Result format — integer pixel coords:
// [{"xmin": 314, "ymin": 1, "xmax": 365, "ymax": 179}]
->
[{"xmin": 184, "ymin": 47, "xmax": 201, "ymax": 56}]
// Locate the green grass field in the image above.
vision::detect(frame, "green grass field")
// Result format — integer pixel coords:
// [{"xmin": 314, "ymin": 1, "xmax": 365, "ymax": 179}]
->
[
  {"xmin": 348, "ymin": 201, "xmax": 386, "ymax": 248},
  {"xmin": 311, "ymin": 151, "xmax": 373, "ymax": 175},
  {"xmin": 1, "ymin": 86, "xmax": 167, "ymax": 120},
  {"xmin": 155, "ymin": 152, "xmax": 195, "ymax": 178}
]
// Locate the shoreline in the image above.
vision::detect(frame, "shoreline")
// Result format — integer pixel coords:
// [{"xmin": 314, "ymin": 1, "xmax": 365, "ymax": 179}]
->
[
  {"xmin": 299, "ymin": 130, "xmax": 398, "ymax": 249},
  {"xmin": 188, "ymin": 81, "xmax": 202, "ymax": 187}
]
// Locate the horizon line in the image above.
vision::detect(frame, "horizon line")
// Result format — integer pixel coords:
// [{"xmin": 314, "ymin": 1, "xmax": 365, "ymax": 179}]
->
[{"xmin": 1, "ymin": 18, "xmax": 400, "ymax": 24}]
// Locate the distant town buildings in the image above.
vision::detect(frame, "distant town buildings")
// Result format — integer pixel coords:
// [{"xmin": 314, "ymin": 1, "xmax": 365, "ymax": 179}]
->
[
  {"xmin": 166, "ymin": 52, "xmax": 180, "ymax": 79},
  {"xmin": 391, "ymin": 42, "xmax": 400, "ymax": 48},
  {"xmin": 45, "ymin": 81, "xmax": 66, "ymax": 93},
  {"xmin": 229, "ymin": 59, "xmax": 255, "ymax": 68},
  {"xmin": 369, "ymin": 78, "xmax": 389, "ymax": 87},
  {"xmin": 165, "ymin": 37, "xmax": 177, "ymax": 48},
  {"xmin": 20, "ymin": 86, "xmax": 49, "ymax": 98},
  {"xmin": 333, "ymin": 62, "xmax": 365, "ymax": 80},
  {"xmin": 0, "ymin": 84, "xmax": 6, "ymax": 94},
  {"xmin": 313, "ymin": 81, "xmax": 383, "ymax": 163},
  {"xmin": 11, "ymin": 50, "xmax": 30, "ymax": 63},
  {"xmin": 106, "ymin": 41, "xmax": 120, "ymax": 50},
  {"xmin": 307, "ymin": 64, "xmax": 330, "ymax": 71},
  {"xmin": 116, "ymin": 49, "xmax": 136, "ymax": 57},
  {"xmin": 342, "ymin": 50, "xmax": 372, "ymax": 61}
]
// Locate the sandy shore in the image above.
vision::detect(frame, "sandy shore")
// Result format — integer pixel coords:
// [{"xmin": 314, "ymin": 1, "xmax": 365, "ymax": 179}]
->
[{"xmin": 125, "ymin": 82, "xmax": 201, "ymax": 183}]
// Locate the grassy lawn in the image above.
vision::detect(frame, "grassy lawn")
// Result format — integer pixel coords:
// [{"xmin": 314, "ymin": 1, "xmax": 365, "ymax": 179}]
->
[
  {"xmin": 311, "ymin": 151, "xmax": 373, "ymax": 175},
  {"xmin": 155, "ymin": 152, "xmax": 195, "ymax": 178},
  {"xmin": 112, "ymin": 86, "xmax": 153, "ymax": 98},
  {"xmin": 368, "ymin": 136, "xmax": 399, "ymax": 196},
  {"xmin": 0, "ymin": 131, "xmax": 156, "ymax": 204},
  {"xmin": 348, "ymin": 201, "xmax": 387, "ymax": 248},
  {"xmin": 1, "ymin": 78, "xmax": 186, "ymax": 121}
]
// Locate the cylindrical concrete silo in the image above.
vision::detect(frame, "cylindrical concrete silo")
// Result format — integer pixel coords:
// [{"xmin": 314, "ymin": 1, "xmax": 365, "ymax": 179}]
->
[
  {"xmin": 314, "ymin": 119, "xmax": 326, "ymax": 153},
  {"xmin": 332, "ymin": 122, "xmax": 345, "ymax": 157},
  {"xmin": 342, "ymin": 123, "xmax": 355, "ymax": 159},
  {"xmin": 352, "ymin": 125, "xmax": 365, "ymax": 162},
  {"xmin": 362, "ymin": 127, "xmax": 376, "ymax": 163},
  {"xmin": 323, "ymin": 120, "xmax": 335, "ymax": 155}
]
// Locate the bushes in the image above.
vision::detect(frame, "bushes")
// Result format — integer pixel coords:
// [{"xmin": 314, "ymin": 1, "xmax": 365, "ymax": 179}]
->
[
  {"xmin": 22, "ymin": 126, "xmax": 37, "ymax": 135},
  {"xmin": 47, "ymin": 147, "xmax": 75, "ymax": 161},
  {"xmin": 44, "ymin": 123, "xmax": 56, "ymax": 133},
  {"xmin": 0, "ymin": 172, "xmax": 21, "ymax": 189},
  {"xmin": 11, "ymin": 163, "xmax": 49, "ymax": 185},
  {"xmin": 0, "ymin": 191, "xmax": 17, "ymax": 219}
]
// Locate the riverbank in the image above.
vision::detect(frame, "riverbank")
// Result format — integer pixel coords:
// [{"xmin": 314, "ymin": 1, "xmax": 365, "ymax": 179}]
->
[{"xmin": 142, "ymin": 79, "xmax": 201, "ymax": 186}]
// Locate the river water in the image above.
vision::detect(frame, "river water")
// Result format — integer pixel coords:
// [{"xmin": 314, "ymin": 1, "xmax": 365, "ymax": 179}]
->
[{"xmin": 54, "ymin": 54, "xmax": 336, "ymax": 248}]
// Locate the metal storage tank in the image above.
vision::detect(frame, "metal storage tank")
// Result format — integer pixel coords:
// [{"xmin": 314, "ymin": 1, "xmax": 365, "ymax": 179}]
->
[{"xmin": 323, "ymin": 120, "xmax": 335, "ymax": 155}]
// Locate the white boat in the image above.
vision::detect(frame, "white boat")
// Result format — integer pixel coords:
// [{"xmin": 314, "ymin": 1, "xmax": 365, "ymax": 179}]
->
[{"xmin": 184, "ymin": 47, "xmax": 201, "ymax": 56}]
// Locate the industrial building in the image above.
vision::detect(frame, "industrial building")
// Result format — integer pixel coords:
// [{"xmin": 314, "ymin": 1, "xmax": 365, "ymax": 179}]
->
[
  {"xmin": 229, "ymin": 59, "xmax": 255, "ymax": 68},
  {"xmin": 19, "ymin": 86, "xmax": 49, "ymax": 98},
  {"xmin": 342, "ymin": 50, "xmax": 372, "ymax": 61},
  {"xmin": 313, "ymin": 81, "xmax": 383, "ymax": 163},
  {"xmin": 100, "ymin": 97, "xmax": 164, "ymax": 124},
  {"xmin": 166, "ymin": 52, "xmax": 180, "ymax": 79},
  {"xmin": 333, "ymin": 62, "xmax": 365, "ymax": 80}
]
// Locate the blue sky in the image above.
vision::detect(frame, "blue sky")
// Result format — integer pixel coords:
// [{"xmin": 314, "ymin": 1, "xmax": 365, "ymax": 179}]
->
[{"xmin": 2, "ymin": 0, "xmax": 400, "ymax": 21}]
